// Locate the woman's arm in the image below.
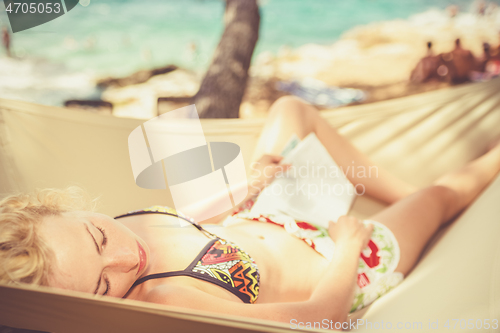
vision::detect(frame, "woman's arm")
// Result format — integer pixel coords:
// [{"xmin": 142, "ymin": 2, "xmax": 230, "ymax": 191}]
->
[
  {"xmin": 309, "ymin": 217, "xmax": 373, "ymax": 323},
  {"xmin": 146, "ymin": 217, "xmax": 372, "ymax": 326},
  {"xmin": 198, "ymin": 155, "xmax": 288, "ymax": 225}
]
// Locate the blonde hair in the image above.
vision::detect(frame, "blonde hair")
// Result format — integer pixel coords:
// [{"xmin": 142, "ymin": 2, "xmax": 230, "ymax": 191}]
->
[{"xmin": 0, "ymin": 187, "xmax": 97, "ymax": 286}]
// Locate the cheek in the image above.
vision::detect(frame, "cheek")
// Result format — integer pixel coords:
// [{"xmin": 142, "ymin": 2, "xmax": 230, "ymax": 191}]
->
[
  {"xmin": 110, "ymin": 223, "xmax": 137, "ymax": 243},
  {"xmin": 106, "ymin": 272, "xmax": 135, "ymax": 298},
  {"xmin": 48, "ymin": 269, "xmax": 85, "ymax": 293}
]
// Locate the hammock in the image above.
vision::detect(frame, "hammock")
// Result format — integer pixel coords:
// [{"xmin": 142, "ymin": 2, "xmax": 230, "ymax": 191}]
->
[{"xmin": 1, "ymin": 78, "xmax": 500, "ymax": 332}]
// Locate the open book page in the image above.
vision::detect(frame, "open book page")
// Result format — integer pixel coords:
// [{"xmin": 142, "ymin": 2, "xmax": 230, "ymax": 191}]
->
[{"xmin": 250, "ymin": 133, "xmax": 356, "ymax": 228}]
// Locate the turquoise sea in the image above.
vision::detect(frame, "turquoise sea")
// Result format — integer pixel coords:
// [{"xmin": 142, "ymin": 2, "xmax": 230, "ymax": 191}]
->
[
  {"xmin": 0, "ymin": 0, "xmax": 492, "ymax": 106},
  {"xmin": 0, "ymin": 0, "xmax": 482, "ymax": 76}
]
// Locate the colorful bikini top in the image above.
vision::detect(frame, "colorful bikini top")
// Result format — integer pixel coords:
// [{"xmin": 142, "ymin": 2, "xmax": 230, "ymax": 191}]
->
[{"xmin": 115, "ymin": 206, "xmax": 260, "ymax": 304}]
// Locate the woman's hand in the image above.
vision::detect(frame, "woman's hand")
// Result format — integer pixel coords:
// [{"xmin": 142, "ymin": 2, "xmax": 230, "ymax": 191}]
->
[
  {"xmin": 328, "ymin": 216, "xmax": 373, "ymax": 251},
  {"xmin": 248, "ymin": 154, "xmax": 290, "ymax": 195}
]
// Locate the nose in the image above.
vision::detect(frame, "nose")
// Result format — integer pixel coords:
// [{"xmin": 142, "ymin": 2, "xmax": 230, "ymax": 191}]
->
[{"xmin": 104, "ymin": 246, "xmax": 138, "ymax": 273}]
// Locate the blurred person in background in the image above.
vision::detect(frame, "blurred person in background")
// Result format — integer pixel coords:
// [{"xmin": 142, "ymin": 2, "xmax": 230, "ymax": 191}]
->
[
  {"xmin": 410, "ymin": 41, "xmax": 448, "ymax": 83},
  {"xmin": 474, "ymin": 42, "xmax": 491, "ymax": 72},
  {"xmin": 2, "ymin": 26, "xmax": 10, "ymax": 58},
  {"xmin": 449, "ymin": 38, "xmax": 475, "ymax": 83}
]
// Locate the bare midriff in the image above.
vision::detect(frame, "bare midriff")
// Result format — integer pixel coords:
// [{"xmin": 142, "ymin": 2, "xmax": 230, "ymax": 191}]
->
[{"xmin": 119, "ymin": 213, "xmax": 330, "ymax": 304}]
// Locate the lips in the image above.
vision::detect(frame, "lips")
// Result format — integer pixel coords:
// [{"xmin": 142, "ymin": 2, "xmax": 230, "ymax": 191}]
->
[{"xmin": 136, "ymin": 241, "xmax": 147, "ymax": 275}]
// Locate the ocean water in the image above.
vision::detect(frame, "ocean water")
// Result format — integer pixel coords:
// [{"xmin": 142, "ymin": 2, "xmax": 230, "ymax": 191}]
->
[{"xmin": 0, "ymin": 0, "xmax": 490, "ymax": 105}]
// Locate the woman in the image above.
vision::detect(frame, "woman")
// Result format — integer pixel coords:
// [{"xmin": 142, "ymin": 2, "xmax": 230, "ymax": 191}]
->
[{"xmin": 1, "ymin": 96, "xmax": 499, "ymax": 325}]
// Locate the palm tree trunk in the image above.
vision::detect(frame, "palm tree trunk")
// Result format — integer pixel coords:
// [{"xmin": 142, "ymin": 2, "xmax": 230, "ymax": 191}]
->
[{"xmin": 196, "ymin": 0, "xmax": 260, "ymax": 118}]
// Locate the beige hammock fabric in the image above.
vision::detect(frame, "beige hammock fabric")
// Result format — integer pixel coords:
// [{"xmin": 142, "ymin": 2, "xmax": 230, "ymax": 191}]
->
[{"xmin": 0, "ymin": 78, "xmax": 500, "ymax": 332}]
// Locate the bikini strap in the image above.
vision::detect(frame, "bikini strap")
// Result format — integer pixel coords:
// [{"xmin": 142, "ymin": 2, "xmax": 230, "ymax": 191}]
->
[
  {"xmin": 115, "ymin": 208, "xmax": 219, "ymax": 239},
  {"xmin": 132, "ymin": 238, "xmax": 218, "ymax": 287}
]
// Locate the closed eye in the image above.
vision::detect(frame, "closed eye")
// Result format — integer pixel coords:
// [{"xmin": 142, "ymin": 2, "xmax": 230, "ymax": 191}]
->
[
  {"xmin": 102, "ymin": 277, "xmax": 110, "ymax": 296},
  {"xmin": 95, "ymin": 226, "xmax": 109, "ymax": 295},
  {"xmin": 96, "ymin": 226, "xmax": 107, "ymax": 248}
]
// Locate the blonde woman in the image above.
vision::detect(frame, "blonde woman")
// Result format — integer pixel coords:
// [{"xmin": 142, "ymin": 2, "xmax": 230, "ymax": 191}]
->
[{"xmin": 1, "ymin": 97, "xmax": 499, "ymax": 325}]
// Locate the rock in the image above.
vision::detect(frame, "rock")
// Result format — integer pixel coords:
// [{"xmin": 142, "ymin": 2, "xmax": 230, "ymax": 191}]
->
[
  {"xmin": 96, "ymin": 65, "xmax": 178, "ymax": 88},
  {"xmin": 157, "ymin": 96, "xmax": 195, "ymax": 116},
  {"xmin": 101, "ymin": 68, "xmax": 200, "ymax": 119},
  {"xmin": 64, "ymin": 99, "xmax": 113, "ymax": 114}
]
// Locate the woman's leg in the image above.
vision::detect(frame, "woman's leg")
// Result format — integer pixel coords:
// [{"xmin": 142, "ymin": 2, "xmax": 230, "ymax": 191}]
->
[
  {"xmin": 252, "ymin": 96, "xmax": 417, "ymax": 204},
  {"xmin": 370, "ymin": 142, "xmax": 500, "ymax": 275}
]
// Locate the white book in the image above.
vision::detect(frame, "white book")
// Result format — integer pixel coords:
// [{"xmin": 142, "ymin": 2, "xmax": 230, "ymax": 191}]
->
[{"xmin": 250, "ymin": 133, "xmax": 356, "ymax": 228}]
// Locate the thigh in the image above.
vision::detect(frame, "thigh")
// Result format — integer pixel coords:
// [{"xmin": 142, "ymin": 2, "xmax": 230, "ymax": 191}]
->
[{"xmin": 368, "ymin": 186, "xmax": 452, "ymax": 275}]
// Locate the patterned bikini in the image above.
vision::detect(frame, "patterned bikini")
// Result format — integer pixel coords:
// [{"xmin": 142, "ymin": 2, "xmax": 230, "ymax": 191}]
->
[{"xmin": 115, "ymin": 206, "xmax": 260, "ymax": 304}]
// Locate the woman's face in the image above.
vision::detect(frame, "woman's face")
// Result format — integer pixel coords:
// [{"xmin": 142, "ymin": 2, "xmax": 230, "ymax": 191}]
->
[{"xmin": 39, "ymin": 211, "xmax": 149, "ymax": 297}]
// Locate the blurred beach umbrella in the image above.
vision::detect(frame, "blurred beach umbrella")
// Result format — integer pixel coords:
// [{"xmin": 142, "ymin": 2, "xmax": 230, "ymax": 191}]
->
[{"xmin": 195, "ymin": 0, "xmax": 260, "ymax": 118}]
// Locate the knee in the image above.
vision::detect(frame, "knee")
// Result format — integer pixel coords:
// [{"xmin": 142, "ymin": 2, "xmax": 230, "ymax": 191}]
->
[
  {"xmin": 421, "ymin": 185, "xmax": 460, "ymax": 220},
  {"xmin": 268, "ymin": 96, "xmax": 310, "ymax": 119},
  {"xmin": 272, "ymin": 95, "xmax": 304, "ymax": 108},
  {"xmin": 424, "ymin": 185, "xmax": 458, "ymax": 202}
]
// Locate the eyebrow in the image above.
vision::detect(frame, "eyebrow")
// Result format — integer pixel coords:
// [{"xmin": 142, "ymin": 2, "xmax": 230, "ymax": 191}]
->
[{"xmin": 84, "ymin": 224, "xmax": 102, "ymax": 295}]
